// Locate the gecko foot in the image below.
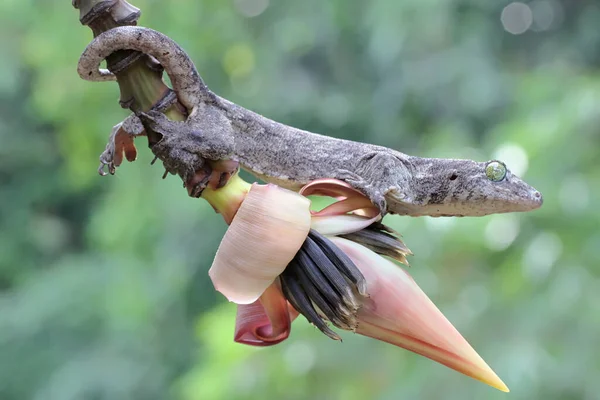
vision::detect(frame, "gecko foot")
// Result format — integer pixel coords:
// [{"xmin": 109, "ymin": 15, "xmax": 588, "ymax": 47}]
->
[
  {"xmin": 209, "ymin": 159, "xmax": 240, "ymax": 189},
  {"xmin": 98, "ymin": 116, "xmax": 145, "ymax": 176},
  {"xmin": 184, "ymin": 160, "xmax": 240, "ymax": 198},
  {"xmin": 138, "ymin": 110, "xmax": 236, "ymax": 185},
  {"xmin": 139, "ymin": 111, "xmax": 206, "ymax": 182},
  {"xmin": 337, "ymin": 169, "xmax": 387, "ymax": 215},
  {"xmin": 185, "ymin": 164, "xmax": 212, "ymax": 198}
]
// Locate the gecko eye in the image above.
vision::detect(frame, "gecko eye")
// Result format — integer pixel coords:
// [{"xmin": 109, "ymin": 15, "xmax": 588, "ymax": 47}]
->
[{"xmin": 485, "ymin": 161, "xmax": 507, "ymax": 182}]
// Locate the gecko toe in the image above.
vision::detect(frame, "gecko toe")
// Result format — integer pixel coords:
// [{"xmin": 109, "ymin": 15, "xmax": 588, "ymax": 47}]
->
[
  {"xmin": 185, "ymin": 165, "xmax": 212, "ymax": 197},
  {"xmin": 209, "ymin": 160, "xmax": 240, "ymax": 189},
  {"xmin": 98, "ymin": 146, "xmax": 116, "ymax": 176}
]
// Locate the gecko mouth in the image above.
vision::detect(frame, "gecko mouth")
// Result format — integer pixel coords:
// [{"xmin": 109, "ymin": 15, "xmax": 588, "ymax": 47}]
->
[{"xmin": 506, "ymin": 187, "xmax": 543, "ymax": 213}]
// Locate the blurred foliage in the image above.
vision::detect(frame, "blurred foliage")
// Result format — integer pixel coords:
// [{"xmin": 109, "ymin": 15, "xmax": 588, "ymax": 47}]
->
[{"xmin": 0, "ymin": 0, "xmax": 599, "ymax": 399}]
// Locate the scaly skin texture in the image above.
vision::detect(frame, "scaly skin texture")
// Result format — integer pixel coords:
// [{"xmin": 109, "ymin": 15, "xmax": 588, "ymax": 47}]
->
[{"xmin": 78, "ymin": 26, "xmax": 543, "ymax": 217}]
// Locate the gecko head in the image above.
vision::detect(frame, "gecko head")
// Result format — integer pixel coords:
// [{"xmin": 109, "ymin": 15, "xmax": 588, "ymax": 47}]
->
[{"xmin": 388, "ymin": 158, "xmax": 543, "ymax": 217}]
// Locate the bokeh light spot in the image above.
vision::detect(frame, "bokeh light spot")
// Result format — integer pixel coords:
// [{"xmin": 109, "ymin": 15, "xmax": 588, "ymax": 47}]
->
[
  {"xmin": 284, "ymin": 341, "xmax": 316, "ymax": 375},
  {"xmin": 522, "ymin": 232, "xmax": 563, "ymax": 283},
  {"xmin": 493, "ymin": 143, "xmax": 529, "ymax": 177},
  {"xmin": 234, "ymin": 0, "xmax": 269, "ymax": 18},
  {"xmin": 501, "ymin": 2, "xmax": 533, "ymax": 35},
  {"xmin": 530, "ymin": 0, "xmax": 556, "ymax": 31},
  {"xmin": 484, "ymin": 214, "xmax": 521, "ymax": 251},
  {"xmin": 424, "ymin": 216, "xmax": 456, "ymax": 233},
  {"xmin": 223, "ymin": 44, "xmax": 256, "ymax": 78},
  {"xmin": 274, "ymin": 18, "xmax": 316, "ymax": 54}
]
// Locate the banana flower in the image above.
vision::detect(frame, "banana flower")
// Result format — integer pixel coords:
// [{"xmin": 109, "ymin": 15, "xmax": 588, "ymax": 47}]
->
[{"xmin": 198, "ymin": 174, "xmax": 509, "ymax": 392}]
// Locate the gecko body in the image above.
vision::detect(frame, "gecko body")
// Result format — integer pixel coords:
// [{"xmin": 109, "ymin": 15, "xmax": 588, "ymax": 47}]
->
[{"xmin": 78, "ymin": 27, "xmax": 543, "ymax": 217}]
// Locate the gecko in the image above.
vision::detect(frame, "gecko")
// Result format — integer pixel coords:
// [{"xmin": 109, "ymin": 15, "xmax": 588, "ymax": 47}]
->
[{"xmin": 78, "ymin": 26, "xmax": 543, "ymax": 217}]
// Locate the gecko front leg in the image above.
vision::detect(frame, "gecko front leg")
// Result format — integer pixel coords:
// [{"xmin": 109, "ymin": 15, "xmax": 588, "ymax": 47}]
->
[
  {"xmin": 98, "ymin": 114, "xmax": 145, "ymax": 175},
  {"xmin": 79, "ymin": 24, "xmax": 238, "ymax": 194},
  {"xmin": 98, "ymin": 91, "xmax": 181, "ymax": 175},
  {"xmin": 77, "ymin": 26, "xmax": 217, "ymax": 175},
  {"xmin": 138, "ymin": 107, "xmax": 238, "ymax": 196}
]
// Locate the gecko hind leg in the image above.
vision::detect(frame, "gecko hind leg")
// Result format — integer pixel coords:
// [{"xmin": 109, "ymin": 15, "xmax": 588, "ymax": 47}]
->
[
  {"xmin": 337, "ymin": 151, "xmax": 411, "ymax": 215},
  {"xmin": 337, "ymin": 169, "xmax": 388, "ymax": 215},
  {"xmin": 137, "ymin": 110, "xmax": 238, "ymax": 195}
]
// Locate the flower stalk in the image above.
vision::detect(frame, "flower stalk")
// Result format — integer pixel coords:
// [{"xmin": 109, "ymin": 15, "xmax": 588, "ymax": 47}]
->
[{"xmin": 200, "ymin": 174, "xmax": 251, "ymax": 224}]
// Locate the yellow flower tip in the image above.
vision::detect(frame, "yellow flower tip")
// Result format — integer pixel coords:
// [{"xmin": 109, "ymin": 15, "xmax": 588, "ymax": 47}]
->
[
  {"xmin": 483, "ymin": 371, "xmax": 510, "ymax": 393},
  {"xmin": 497, "ymin": 381, "xmax": 510, "ymax": 393},
  {"xmin": 454, "ymin": 341, "xmax": 509, "ymax": 392},
  {"xmin": 462, "ymin": 355, "xmax": 509, "ymax": 392}
]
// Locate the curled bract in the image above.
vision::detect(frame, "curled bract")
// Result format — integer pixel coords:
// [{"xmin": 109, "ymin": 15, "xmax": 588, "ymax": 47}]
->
[{"xmin": 209, "ymin": 184, "xmax": 311, "ymax": 304}]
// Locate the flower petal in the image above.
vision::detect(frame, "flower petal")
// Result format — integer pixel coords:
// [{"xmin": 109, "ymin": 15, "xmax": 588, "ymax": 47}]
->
[
  {"xmin": 209, "ymin": 184, "xmax": 311, "ymax": 304},
  {"xmin": 299, "ymin": 178, "xmax": 360, "ymax": 198},
  {"xmin": 234, "ymin": 280, "xmax": 299, "ymax": 346},
  {"xmin": 312, "ymin": 196, "xmax": 379, "ymax": 218},
  {"xmin": 300, "ymin": 178, "xmax": 380, "ymax": 219},
  {"xmin": 330, "ymin": 237, "xmax": 509, "ymax": 392},
  {"xmin": 311, "ymin": 214, "xmax": 379, "ymax": 236}
]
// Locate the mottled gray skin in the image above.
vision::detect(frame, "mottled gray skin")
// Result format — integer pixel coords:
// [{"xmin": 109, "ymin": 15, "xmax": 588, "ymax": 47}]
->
[{"xmin": 78, "ymin": 27, "xmax": 543, "ymax": 217}]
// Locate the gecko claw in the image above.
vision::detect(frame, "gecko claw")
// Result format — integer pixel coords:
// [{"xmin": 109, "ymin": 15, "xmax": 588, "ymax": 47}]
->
[
  {"xmin": 182, "ymin": 160, "xmax": 240, "ymax": 198},
  {"xmin": 209, "ymin": 160, "xmax": 240, "ymax": 189},
  {"xmin": 98, "ymin": 160, "xmax": 115, "ymax": 176},
  {"xmin": 185, "ymin": 165, "xmax": 212, "ymax": 198},
  {"xmin": 98, "ymin": 139, "xmax": 117, "ymax": 176}
]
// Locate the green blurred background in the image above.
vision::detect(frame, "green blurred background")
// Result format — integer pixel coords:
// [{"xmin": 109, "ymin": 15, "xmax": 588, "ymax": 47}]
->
[{"xmin": 1, "ymin": 0, "xmax": 599, "ymax": 399}]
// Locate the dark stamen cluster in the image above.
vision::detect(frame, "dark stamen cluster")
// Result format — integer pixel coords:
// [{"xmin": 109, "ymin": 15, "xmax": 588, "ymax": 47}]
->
[
  {"xmin": 280, "ymin": 223, "xmax": 412, "ymax": 340},
  {"xmin": 280, "ymin": 230, "xmax": 367, "ymax": 340},
  {"xmin": 340, "ymin": 222, "xmax": 412, "ymax": 265}
]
